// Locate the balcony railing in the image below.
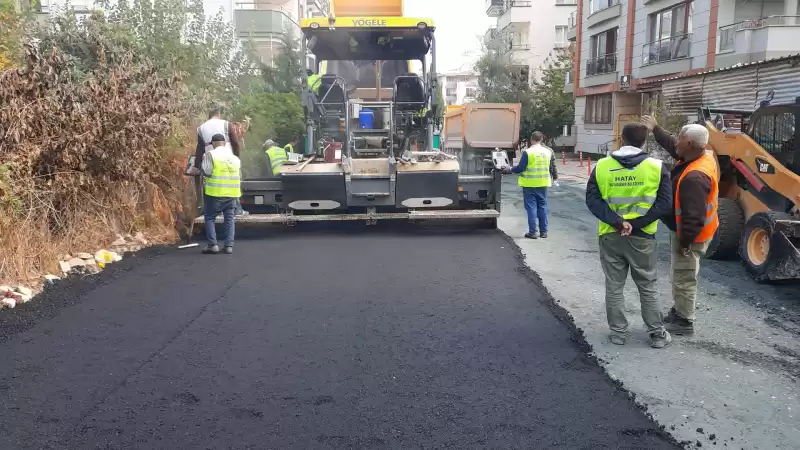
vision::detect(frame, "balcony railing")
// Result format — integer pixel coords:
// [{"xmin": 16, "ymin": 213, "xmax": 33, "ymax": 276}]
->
[
  {"xmin": 642, "ymin": 33, "xmax": 691, "ymax": 65},
  {"xmin": 589, "ymin": 0, "xmax": 619, "ymax": 15},
  {"xmin": 569, "ymin": 11, "xmax": 578, "ymax": 28},
  {"xmin": 586, "ymin": 54, "xmax": 617, "ymax": 76},
  {"xmin": 719, "ymin": 16, "xmax": 800, "ymax": 52},
  {"xmin": 556, "ymin": 0, "xmax": 577, "ymax": 4},
  {"xmin": 506, "ymin": 0, "xmax": 533, "ymax": 7},
  {"xmin": 510, "ymin": 43, "xmax": 532, "ymax": 51}
]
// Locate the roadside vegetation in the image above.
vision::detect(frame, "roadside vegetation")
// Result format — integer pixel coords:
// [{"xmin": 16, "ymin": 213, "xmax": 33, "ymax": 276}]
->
[
  {"xmin": 475, "ymin": 42, "xmax": 574, "ymax": 144},
  {"xmin": 0, "ymin": 0, "xmax": 304, "ymax": 284}
]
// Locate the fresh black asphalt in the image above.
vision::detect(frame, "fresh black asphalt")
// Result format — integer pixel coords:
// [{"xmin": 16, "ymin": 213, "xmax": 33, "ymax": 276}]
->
[{"xmin": 0, "ymin": 227, "xmax": 679, "ymax": 449}]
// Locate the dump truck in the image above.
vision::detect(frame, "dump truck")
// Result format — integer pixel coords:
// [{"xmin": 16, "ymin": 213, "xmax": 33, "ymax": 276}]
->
[
  {"xmin": 700, "ymin": 92, "xmax": 800, "ymax": 282},
  {"xmin": 197, "ymin": 0, "xmax": 510, "ymax": 229},
  {"xmin": 443, "ymin": 103, "xmax": 522, "ymax": 174}
]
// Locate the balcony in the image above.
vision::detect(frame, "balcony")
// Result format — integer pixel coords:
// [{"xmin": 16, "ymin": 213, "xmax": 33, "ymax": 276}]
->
[
  {"xmin": 587, "ymin": 0, "xmax": 621, "ymax": 28},
  {"xmin": 717, "ymin": 16, "xmax": 800, "ymax": 67},
  {"xmin": 584, "ymin": 54, "xmax": 617, "ymax": 86},
  {"xmin": 555, "ymin": 0, "xmax": 577, "ymax": 4},
  {"xmin": 497, "ymin": 1, "xmax": 533, "ymax": 30},
  {"xmin": 234, "ymin": 6, "xmax": 293, "ymax": 38},
  {"xmin": 568, "ymin": 11, "xmax": 578, "ymax": 40},
  {"xmin": 586, "ymin": 54, "xmax": 617, "ymax": 75},
  {"xmin": 640, "ymin": 33, "xmax": 692, "ymax": 77},
  {"xmin": 486, "ymin": 0, "xmax": 504, "ymax": 17}
]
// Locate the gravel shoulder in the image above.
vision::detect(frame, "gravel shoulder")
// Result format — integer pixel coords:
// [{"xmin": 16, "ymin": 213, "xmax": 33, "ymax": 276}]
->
[{"xmin": 499, "ymin": 163, "xmax": 800, "ymax": 449}]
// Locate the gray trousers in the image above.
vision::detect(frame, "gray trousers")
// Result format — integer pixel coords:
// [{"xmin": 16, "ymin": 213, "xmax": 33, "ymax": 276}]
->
[
  {"xmin": 670, "ymin": 231, "xmax": 710, "ymax": 322},
  {"xmin": 599, "ymin": 233, "xmax": 665, "ymax": 336}
]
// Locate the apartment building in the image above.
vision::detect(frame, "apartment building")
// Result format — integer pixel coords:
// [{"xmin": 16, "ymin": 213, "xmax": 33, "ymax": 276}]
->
[
  {"xmin": 566, "ymin": 0, "xmax": 800, "ymax": 154},
  {"xmin": 485, "ymin": 0, "xmax": 578, "ymax": 82},
  {"xmin": 234, "ymin": 0, "xmax": 329, "ymax": 67},
  {"xmin": 438, "ymin": 72, "xmax": 480, "ymax": 106}
]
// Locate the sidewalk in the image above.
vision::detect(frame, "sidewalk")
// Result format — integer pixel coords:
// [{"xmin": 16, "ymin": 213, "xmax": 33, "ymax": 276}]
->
[{"xmin": 498, "ymin": 165, "xmax": 800, "ymax": 449}]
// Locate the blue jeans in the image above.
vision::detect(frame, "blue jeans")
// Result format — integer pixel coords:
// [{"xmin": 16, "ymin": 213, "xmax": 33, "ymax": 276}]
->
[
  {"xmin": 204, "ymin": 195, "xmax": 237, "ymax": 248},
  {"xmin": 522, "ymin": 187, "xmax": 548, "ymax": 234}
]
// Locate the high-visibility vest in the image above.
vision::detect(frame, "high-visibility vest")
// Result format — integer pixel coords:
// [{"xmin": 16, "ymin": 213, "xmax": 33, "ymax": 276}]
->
[
  {"xmin": 518, "ymin": 145, "xmax": 553, "ymax": 188},
  {"xmin": 307, "ymin": 74, "xmax": 322, "ymax": 94},
  {"xmin": 284, "ymin": 143, "xmax": 294, "ymax": 154},
  {"xmin": 595, "ymin": 156, "xmax": 663, "ymax": 236},
  {"xmin": 265, "ymin": 146, "xmax": 287, "ymax": 176},
  {"xmin": 675, "ymin": 150, "xmax": 719, "ymax": 243},
  {"xmin": 204, "ymin": 147, "xmax": 241, "ymax": 198}
]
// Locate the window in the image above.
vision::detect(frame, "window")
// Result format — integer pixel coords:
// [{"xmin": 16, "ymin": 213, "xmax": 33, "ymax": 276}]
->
[
  {"xmin": 648, "ymin": 2, "xmax": 692, "ymax": 42},
  {"xmin": 590, "ymin": 0, "xmax": 620, "ymax": 15},
  {"xmin": 555, "ymin": 26, "xmax": 568, "ymax": 45},
  {"xmin": 446, "ymin": 88, "xmax": 456, "ymax": 97},
  {"xmin": 644, "ymin": 2, "xmax": 693, "ymax": 64},
  {"xmin": 586, "ymin": 94, "xmax": 613, "ymax": 124},
  {"xmin": 587, "ymin": 28, "xmax": 617, "ymax": 75},
  {"xmin": 465, "ymin": 87, "xmax": 477, "ymax": 98}
]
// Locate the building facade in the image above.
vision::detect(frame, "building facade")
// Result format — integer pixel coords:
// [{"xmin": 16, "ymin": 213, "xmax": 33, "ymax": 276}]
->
[
  {"xmin": 234, "ymin": 0, "xmax": 329, "ymax": 68},
  {"xmin": 438, "ymin": 72, "xmax": 480, "ymax": 106},
  {"xmin": 485, "ymin": 0, "xmax": 578, "ymax": 83},
  {"xmin": 566, "ymin": 0, "xmax": 800, "ymax": 154}
]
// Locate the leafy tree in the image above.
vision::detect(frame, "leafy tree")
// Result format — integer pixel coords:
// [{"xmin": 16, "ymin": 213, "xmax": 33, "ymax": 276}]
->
[
  {"xmin": 0, "ymin": 0, "xmax": 25, "ymax": 71},
  {"xmin": 261, "ymin": 30, "xmax": 304, "ymax": 95},
  {"xmin": 39, "ymin": 0, "xmax": 254, "ymax": 113},
  {"xmin": 475, "ymin": 43, "xmax": 536, "ymax": 139},
  {"xmin": 475, "ymin": 43, "xmax": 575, "ymax": 145},
  {"xmin": 530, "ymin": 47, "xmax": 575, "ymax": 143}
]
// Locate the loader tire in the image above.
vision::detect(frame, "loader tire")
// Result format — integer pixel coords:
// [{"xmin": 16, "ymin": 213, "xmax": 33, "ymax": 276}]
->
[
  {"xmin": 740, "ymin": 211, "xmax": 792, "ymax": 283},
  {"xmin": 705, "ymin": 198, "xmax": 744, "ymax": 260}
]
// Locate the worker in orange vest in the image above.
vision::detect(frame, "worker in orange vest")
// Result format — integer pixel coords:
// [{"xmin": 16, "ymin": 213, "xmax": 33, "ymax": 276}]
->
[{"xmin": 642, "ymin": 116, "xmax": 719, "ymax": 337}]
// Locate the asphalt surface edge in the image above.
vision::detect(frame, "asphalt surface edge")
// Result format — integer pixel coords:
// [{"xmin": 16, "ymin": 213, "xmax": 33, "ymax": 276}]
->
[
  {"xmin": 0, "ymin": 245, "xmax": 176, "ymax": 344},
  {"xmin": 498, "ymin": 231, "xmax": 687, "ymax": 449}
]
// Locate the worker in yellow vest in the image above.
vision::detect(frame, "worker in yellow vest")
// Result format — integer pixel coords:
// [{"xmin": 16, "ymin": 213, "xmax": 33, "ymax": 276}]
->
[
  {"xmin": 503, "ymin": 131, "xmax": 558, "ymax": 239},
  {"xmin": 284, "ymin": 139, "xmax": 299, "ymax": 155},
  {"xmin": 199, "ymin": 134, "xmax": 241, "ymax": 255},
  {"xmin": 306, "ymin": 70, "xmax": 322, "ymax": 95},
  {"xmin": 586, "ymin": 123, "xmax": 673, "ymax": 348},
  {"xmin": 263, "ymin": 139, "xmax": 288, "ymax": 176}
]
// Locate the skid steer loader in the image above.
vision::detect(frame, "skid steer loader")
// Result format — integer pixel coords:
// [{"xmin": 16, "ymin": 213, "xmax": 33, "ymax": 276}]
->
[{"xmin": 701, "ymin": 92, "xmax": 800, "ymax": 282}]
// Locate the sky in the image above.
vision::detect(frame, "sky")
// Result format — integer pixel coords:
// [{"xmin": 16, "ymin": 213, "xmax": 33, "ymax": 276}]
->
[{"xmin": 201, "ymin": 0, "xmax": 494, "ymax": 74}]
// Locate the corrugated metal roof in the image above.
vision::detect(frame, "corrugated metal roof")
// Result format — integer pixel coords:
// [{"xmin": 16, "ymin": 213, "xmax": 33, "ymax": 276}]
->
[
  {"xmin": 755, "ymin": 63, "xmax": 800, "ymax": 106},
  {"xmin": 662, "ymin": 77, "xmax": 703, "ymax": 115},
  {"xmin": 638, "ymin": 53, "xmax": 800, "ymax": 85},
  {"xmin": 701, "ymin": 65, "xmax": 759, "ymax": 110}
]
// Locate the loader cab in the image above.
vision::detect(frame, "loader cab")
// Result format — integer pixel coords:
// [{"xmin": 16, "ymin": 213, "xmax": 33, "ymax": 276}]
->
[{"xmin": 746, "ymin": 100, "xmax": 799, "ymax": 176}]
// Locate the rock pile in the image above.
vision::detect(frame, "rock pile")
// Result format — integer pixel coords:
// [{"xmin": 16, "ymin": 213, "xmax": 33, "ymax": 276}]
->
[{"xmin": 1, "ymin": 232, "xmax": 150, "ymax": 310}]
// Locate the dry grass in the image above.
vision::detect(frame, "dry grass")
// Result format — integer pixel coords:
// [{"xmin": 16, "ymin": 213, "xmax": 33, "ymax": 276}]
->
[{"xmin": 0, "ymin": 43, "xmax": 200, "ymax": 285}]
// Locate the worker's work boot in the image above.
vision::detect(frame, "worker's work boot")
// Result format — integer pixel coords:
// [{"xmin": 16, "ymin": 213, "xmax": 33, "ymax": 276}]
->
[
  {"xmin": 202, "ymin": 244, "xmax": 220, "ymax": 254},
  {"xmin": 224, "ymin": 246, "xmax": 233, "ymax": 255},
  {"xmin": 609, "ymin": 334, "xmax": 626, "ymax": 345},
  {"xmin": 524, "ymin": 232, "xmax": 539, "ymax": 239},
  {"xmin": 664, "ymin": 308, "xmax": 695, "ymax": 335},
  {"xmin": 649, "ymin": 330, "xmax": 673, "ymax": 349},
  {"xmin": 540, "ymin": 232, "xmax": 548, "ymax": 239}
]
